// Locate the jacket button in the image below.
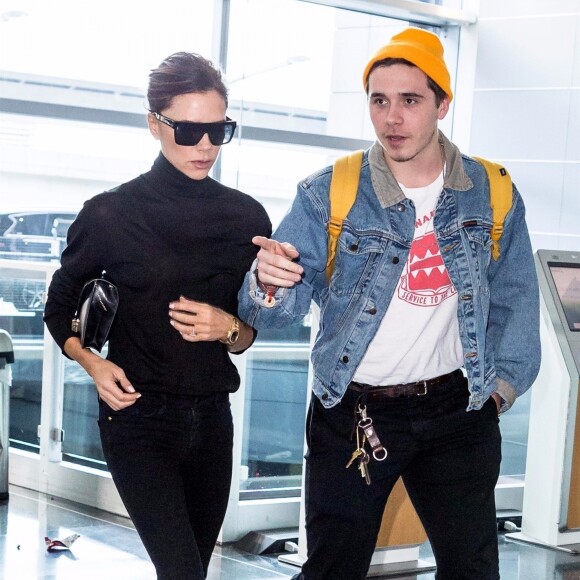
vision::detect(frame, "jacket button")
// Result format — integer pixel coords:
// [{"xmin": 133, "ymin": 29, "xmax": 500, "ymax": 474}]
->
[
  {"xmin": 465, "ymin": 352, "xmax": 477, "ymax": 358},
  {"xmin": 368, "ymin": 307, "xmax": 377, "ymax": 315},
  {"xmin": 321, "ymin": 393, "xmax": 329, "ymax": 401},
  {"xmin": 342, "ymin": 355, "xmax": 349, "ymax": 363},
  {"xmin": 349, "ymin": 243, "xmax": 359, "ymax": 251},
  {"xmin": 397, "ymin": 203, "xmax": 405, "ymax": 212},
  {"xmin": 392, "ymin": 257, "xmax": 399, "ymax": 264},
  {"xmin": 460, "ymin": 294, "xmax": 472, "ymax": 301}
]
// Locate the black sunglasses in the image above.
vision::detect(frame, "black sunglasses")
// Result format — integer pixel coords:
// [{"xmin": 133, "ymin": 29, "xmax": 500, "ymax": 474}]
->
[{"xmin": 152, "ymin": 112, "xmax": 237, "ymax": 146}]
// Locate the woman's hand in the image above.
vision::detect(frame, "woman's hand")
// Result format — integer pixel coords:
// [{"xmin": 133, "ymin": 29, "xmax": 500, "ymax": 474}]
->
[
  {"xmin": 87, "ymin": 358, "xmax": 140, "ymax": 411},
  {"xmin": 168, "ymin": 297, "xmax": 255, "ymax": 352},
  {"xmin": 64, "ymin": 337, "xmax": 140, "ymax": 411},
  {"xmin": 169, "ymin": 297, "xmax": 233, "ymax": 342}
]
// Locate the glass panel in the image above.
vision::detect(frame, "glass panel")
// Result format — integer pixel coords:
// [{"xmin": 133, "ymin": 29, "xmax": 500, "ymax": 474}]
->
[
  {"xmin": 9, "ymin": 214, "xmax": 47, "ymax": 236},
  {"xmin": 0, "ymin": 0, "xmax": 215, "ymax": 86},
  {"xmin": 0, "ymin": 112, "xmax": 159, "ymax": 210},
  {"xmin": 221, "ymin": 138, "xmax": 352, "ymax": 228},
  {"xmin": 0, "ymin": 265, "xmax": 46, "ymax": 453},
  {"xmin": 0, "ymin": 208, "xmax": 76, "ymax": 262},
  {"xmin": 227, "ymin": 0, "xmax": 335, "ymax": 120},
  {"xmin": 225, "ymin": 0, "xmax": 420, "ymax": 140},
  {"xmin": 241, "ymin": 322, "xmax": 311, "ymax": 497},
  {"xmin": 62, "ymin": 358, "xmax": 106, "ymax": 470},
  {"xmin": 498, "ymin": 388, "xmax": 531, "ymax": 476}
]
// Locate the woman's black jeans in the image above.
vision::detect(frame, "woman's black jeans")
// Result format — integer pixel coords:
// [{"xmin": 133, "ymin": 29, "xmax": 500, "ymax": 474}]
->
[
  {"xmin": 98, "ymin": 391, "xmax": 233, "ymax": 580},
  {"xmin": 293, "ymin": 372, "xmax": 502, "ymax": 580}
]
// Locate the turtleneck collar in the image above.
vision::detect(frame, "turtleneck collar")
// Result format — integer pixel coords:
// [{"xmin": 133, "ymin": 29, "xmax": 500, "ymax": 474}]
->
[{"xmin": 146, "ymin": 152, "xmax": 216, "ymax": 198}]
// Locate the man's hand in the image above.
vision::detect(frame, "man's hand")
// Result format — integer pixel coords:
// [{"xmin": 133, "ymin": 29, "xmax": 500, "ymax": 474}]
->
[
  {"xmin": 252, "ymin": 236, "xmax": 303, "ymax": 289},
  {"xmin": 491, "ymin": 392, "xmax": 502, "ymax": 414}
]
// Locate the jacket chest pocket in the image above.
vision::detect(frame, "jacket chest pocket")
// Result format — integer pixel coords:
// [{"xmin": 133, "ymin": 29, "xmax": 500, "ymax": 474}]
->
[
  {"xmin": 459, "ymin": 220, "xmax": 493, "ymax": 281},
  {"xmin": 462, "ymin": 220, "xmax": 492, "ymax": 249},
  {"xmin": 330, "ymin": 228, "xmax": 388, "ymax": 296}
]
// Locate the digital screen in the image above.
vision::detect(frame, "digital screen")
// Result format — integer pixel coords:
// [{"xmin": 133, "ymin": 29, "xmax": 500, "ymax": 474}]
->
[{"xmin": 548, "ymin": 263, "xmax": 580, "ymax": 332}]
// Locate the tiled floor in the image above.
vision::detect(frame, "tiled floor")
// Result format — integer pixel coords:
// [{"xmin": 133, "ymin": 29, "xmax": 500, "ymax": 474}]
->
[{"xmin": 1, "ymin": 485, "xmax": 579, "ymax": 579}]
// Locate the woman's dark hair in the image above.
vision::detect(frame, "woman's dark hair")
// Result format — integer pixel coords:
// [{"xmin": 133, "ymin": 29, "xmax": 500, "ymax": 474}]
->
[
  {"xmin": 366, "ymin": 57, "xmax": 447, "ymax": 106},
  {"xmin": 147, "ymin": 52, "xmax": 229, "ymax": 113}
]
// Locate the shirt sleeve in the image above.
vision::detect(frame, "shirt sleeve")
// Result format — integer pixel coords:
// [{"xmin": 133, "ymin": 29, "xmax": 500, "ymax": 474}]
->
[{"xmin": 43, "ymin": 198, "xmax": 109, "ymax": 354}]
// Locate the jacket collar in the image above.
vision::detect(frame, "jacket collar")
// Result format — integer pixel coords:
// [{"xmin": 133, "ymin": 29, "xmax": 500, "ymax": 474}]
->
[{"xmin": 368, "ymin": 130, "xmax": 472, "ymax": 208}]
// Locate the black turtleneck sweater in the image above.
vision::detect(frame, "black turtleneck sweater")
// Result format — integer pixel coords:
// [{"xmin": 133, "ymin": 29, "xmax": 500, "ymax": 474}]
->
[{"xmin": 44, "ymin": 153, "xmax": 272, "ymax": 395}]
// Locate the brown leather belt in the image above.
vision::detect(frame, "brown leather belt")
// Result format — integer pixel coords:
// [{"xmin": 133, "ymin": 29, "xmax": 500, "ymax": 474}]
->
[{"xmin": 348, "ymin": 369, "xmax": 462, "ymax": 399}]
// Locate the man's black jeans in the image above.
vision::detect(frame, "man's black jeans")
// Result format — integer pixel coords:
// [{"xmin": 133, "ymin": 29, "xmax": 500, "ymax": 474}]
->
[
  {"xmin": 98, "ymin": 391, "xmax": 233, "ymax": 580},
  {"xmin": 293, "ymin": 371, "xmax": 501, "ymax": 580}
]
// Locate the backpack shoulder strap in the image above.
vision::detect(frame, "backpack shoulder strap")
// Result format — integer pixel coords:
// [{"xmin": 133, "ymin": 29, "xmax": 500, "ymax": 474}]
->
[
  {"xmin": 326, "ymin": 149, "xmax": 364, "ymax": 282},
  {"xmin": 472, "ymin": 156, "xmax": 513, "ymax": 261}
]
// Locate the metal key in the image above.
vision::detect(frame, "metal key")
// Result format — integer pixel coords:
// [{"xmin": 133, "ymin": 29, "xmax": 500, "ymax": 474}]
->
[
  {"xmin": 346, "ymin": 447, "xmax": 364, "ymax": 469},
  {"xmin": 346, "ymin": 421, "xmax": 366, "ymax": 469},
  {"xmin": 358, "ymin": 450, "xmax": 372, "ymax": 485}
]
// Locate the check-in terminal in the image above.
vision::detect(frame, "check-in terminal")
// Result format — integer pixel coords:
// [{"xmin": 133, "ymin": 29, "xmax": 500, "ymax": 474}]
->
[{"xmin": 507, "ymin": 249, "xmax": 580, "ymax": 553}]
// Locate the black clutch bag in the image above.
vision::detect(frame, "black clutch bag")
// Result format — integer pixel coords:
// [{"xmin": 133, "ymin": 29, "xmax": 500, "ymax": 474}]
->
[{"xmin": 71, "ymin": 273, "xmax": 119, "ymax": 352}]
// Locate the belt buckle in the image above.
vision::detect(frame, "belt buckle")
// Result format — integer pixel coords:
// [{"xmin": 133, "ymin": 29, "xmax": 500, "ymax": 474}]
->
[{"xmin": 417, "ymin": 380, "xmax": 428, "ymax": 396}]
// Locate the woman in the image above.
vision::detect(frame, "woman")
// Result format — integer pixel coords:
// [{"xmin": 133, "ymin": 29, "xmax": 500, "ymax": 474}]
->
[{"xmin": 44, "ymin": 52, "xmax": 272, "ymax": 579}]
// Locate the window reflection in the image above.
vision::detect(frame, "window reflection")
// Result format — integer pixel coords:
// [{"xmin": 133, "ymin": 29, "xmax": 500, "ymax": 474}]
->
[
  {"xmin": 62, "ymin": 360, "xmax": 106, "ymax": 469},
  {"xmin": 227, "ymin": 0, "xmax": 334, "ymax": 114},
  {"xmin": 0, "ymin": 0, "xmax": 215, "ymax": 87},
  {"xmin": 1, "ymin": 267, "xmax": 46, "ymax": 453},
  {"xmin": 242, "ymin": 321, "xmax": 311, "ymax": 497}
]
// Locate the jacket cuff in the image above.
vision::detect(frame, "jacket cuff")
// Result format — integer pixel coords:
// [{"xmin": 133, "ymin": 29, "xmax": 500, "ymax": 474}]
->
[
  {"xmin": 495, "ymin": 376, "xmax": 516, "ymax": 413},
  {"xmin": 248, "ymin": 259, "xmax": 287, "ymax": 306}
]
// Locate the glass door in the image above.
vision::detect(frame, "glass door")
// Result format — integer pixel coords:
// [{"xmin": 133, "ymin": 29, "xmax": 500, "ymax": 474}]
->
[
  {"xmin": 240, "ymin": 321, "xmax": 312, "ymax": 499},
  {"xmin": 1, "ymin": 260, "xmax": 49, "ymax": 456}
]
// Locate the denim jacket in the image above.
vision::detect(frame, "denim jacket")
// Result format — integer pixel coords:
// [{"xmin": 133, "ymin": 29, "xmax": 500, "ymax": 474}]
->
[{"xmin": 238, "ymin": 133, "xmax": 541, "ymax": 411}]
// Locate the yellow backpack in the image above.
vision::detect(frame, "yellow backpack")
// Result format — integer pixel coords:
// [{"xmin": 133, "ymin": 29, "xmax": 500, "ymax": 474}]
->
[{"xmin": 325, "ymin": 151, "xmax": 513, "ymax": 282}]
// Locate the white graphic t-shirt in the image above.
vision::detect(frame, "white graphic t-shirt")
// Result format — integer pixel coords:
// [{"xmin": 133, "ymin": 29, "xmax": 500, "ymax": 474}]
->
[{"xmin": 353, "ymin": 170, "xmax": 463, "ymax": 385}]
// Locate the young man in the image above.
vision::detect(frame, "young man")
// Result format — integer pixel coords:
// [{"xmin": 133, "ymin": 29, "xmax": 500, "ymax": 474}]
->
[{"xmin": 238, "ymin": 28, "xmax": 540, "ymax": 580}]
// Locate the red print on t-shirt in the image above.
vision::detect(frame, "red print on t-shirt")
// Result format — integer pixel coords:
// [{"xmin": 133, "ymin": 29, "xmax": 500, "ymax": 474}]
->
[{"xmin": 398, "ymin": 232, "xmax": 457, "ymax": 306}]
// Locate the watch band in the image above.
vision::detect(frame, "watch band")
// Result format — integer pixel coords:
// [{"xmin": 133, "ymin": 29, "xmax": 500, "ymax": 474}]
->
[{"xmin": 220, "ymin": 316, "xmax": 240, "ymax": 346}]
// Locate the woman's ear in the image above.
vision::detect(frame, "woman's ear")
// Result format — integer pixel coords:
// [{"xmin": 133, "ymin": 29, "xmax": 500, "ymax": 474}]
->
[{"xmin": 147, "ymin": 112, "xmax": 160, "ymax": 140}]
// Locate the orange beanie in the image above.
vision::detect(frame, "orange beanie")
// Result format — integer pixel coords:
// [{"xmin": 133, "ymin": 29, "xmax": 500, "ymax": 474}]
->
[{"xmin": 362, "ymin": 27, "xmax": 453, "ymax": 101}]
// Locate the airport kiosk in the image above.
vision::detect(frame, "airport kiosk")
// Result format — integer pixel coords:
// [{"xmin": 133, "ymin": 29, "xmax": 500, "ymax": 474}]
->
[{"xmin": 507, "ymin": 249, "xmax": 580, "ymax": 553}]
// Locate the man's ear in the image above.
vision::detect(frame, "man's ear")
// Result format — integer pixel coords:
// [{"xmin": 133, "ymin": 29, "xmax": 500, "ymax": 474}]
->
[
  {"xmin": 437, "ymin": 96, "xmax": 450, "ymax": 120},
  {"xmin": 147, "ymin": 112, "xmax": 160, "ymax": 140}
]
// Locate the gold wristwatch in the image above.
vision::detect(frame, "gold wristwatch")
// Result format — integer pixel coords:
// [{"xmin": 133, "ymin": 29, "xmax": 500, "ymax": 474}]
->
[{"xmin": 220, "ymin": 317, "xmax": 240, "ymax": 346}]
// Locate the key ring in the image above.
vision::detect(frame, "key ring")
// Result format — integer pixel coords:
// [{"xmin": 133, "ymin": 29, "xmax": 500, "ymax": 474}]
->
[
  {"xmin": 357, "ymin": 405, "xmax": 388, "ymax": 462},
  {"xmin": 372, "ymin": 447, "xmax": 388, "ymax": 461}
]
